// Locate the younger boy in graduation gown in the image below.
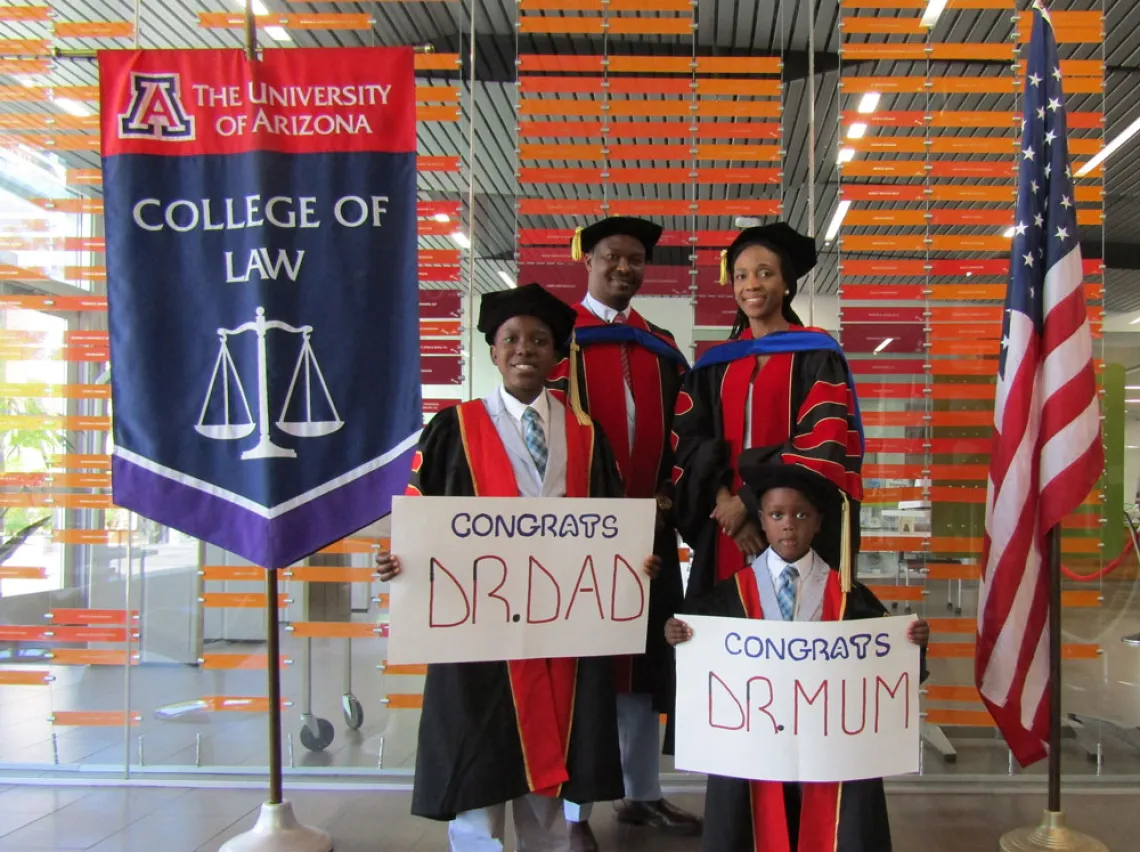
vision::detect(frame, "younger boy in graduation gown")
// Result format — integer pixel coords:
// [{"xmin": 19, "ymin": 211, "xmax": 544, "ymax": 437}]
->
[
  {"xmin": 547, "ymin": 217, "xmax": 699, "ymax": 850},
  {"xmin": 376, "ymin": 283, "xmax": 662, "ymax": 852},
  {"xmin": 664, "ymin": 450, "xmax": 929, "ymax": 852}
]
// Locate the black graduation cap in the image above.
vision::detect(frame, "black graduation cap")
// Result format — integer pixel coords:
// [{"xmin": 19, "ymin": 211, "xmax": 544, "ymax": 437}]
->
[
  {"xmin": 737, "ymin": 446, "xmax": 854, "ymax": 591},
  {"xmin": 738, "ymin": 450, "xmax": 841, "ymax": 517},
  {"xmin": 571, "ymin": 216, "xmax": 663, "ymax": 262},
  {"xmin": 719, "ymin": 222, "xmax": 818, "ymax": 296},
  {"xmin": 477, "ymin": 282, "xmax": 578, "ymax": 346}
]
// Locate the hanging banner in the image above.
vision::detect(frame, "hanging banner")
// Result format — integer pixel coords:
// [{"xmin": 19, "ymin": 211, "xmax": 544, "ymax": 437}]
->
[{"xmin": 101, "ymin": 47, "xmax": 421, "ymax": 569}]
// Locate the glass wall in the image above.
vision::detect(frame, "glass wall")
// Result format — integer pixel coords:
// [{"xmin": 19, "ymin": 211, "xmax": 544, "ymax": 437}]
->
[{"xmin": 0, "ymin": 0, "xmax": 1136, "ymax": 787}]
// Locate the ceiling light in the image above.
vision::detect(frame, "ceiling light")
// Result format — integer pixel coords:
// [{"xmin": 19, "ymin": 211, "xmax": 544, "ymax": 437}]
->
[
  {"xmin": 450, "ymin": 231, "xmax": 471, "ymax": 250},
  {"xmin": 432, "ymin": 213, "xmax": 450, "ymax": 223},
  {"xmin": 1130, "ymin": 314, "xmax": 1140, "ymax": 325},
  {"xmin": 1077, "ymin": 113, "xmax": 1140, "ymax": 177},
  {"xmin": 1126, "ymin": 386, "xmax": 1140, "ymax": 390},
  {"xmin": 1127, "ymin": 400, "xmax": 1140, "ymax": 405},
  {"xmin": 966, "ymin": 271, "xmax": 973, "ymax": 277},
  {"xmin": 857, "ymin": 92, "xmax": 881, "ymax": 114},
  {"xmin": 837, "ymin": 147, "xmax": 856, "ymax": 164},
  {"xmin": 264, "ymin": 26, "xmax": 291, "ymax": 42},
  {"xmin": 847, "ymin": 122, "xmax": 868, "ymax": 139},
  {"xmin": 873, "ymin": 338, "xmax": 894, "ymax": 354},
  {"xmin": 496, "ymin": 270, "xmax": 516, "ymax": 289},
  {"xmin": 53, "ymin": 98, "xmax": 93, "ymax": 118},
  {"xmin": 1002, "ymin": 226, "xmax": 1016, "ymax": 238},
  {"xmin": 824, "ymin": 199, "xmax": 852, "ymax": 243},
  {"xmin": 920, "ymin": 0, "xmax": 948, "ymax": 28},
  {"xmin": 234, "ymin": 0, "xmax": 270, "ymax": 14}
]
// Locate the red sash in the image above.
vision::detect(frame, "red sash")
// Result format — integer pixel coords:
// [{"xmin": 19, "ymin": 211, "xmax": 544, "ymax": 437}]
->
[
  {"xmin": 454, "ymin": 399, "xmax": 593, "ymax": 796},
  {"xmin": 732, "ymin": 568, "xmax": 845, "ymax": 852},
  {"xmin": 571, "ymin": 304, "xmax": 666, "ymax": 500},
  {"xmin": 715, "ymin": 327, "xmax": 797, "ymax": 582}
]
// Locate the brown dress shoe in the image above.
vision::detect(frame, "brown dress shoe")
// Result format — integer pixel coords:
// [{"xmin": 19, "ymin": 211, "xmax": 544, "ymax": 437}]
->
[
  {"xmin": 569, "ymin": 820, "xmax": 600, "ymax": 852},
  {"xmin": 613, "ymin": 798, "xmax": 703, "ymax": 836}
]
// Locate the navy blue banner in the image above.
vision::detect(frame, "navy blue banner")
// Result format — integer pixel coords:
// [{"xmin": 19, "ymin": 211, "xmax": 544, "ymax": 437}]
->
[{"xmin": 101, "ymin": 48, "xmax": 421, "ymax": 568}]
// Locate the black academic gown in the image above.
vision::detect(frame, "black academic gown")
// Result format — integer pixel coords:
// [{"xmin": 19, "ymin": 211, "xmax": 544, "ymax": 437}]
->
[
  {"xmin": 673, "ymin": 344, "xmax": 864, "ymax": 604},
  {"xmin": 548, "ymin": 307, "xmax": 687, "ymax": 714},
  {"xmin": 407, "ymin": 404, "xmax": 628, "ymax": 822},
  {"xmin": 685, "ymin": 578, "xmax": 928, "ymax": 852}
]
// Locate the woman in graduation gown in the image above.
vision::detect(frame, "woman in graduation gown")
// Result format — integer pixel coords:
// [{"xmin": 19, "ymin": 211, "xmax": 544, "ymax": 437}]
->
[
  {"xmin": 672, "ymin": 222, "xmax": 865, "ymax": 602},
  {"xmin": 378, "ymin": 284, "xmax": 648, "ymax": 848},
  {"xmin": 669, "ymin": 448, "xmax": 928, "ymax": 852}
]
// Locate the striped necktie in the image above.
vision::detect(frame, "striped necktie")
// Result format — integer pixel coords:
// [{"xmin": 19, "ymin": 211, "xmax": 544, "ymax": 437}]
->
[
  {"xmin": 776, "ymin": 564, "xmax": 798, "ymax": 621},
  {"xmin": 612, "ymin": 312, "xmax": 634, "ymax": 397},
  {"xmin": 521, "ymin": 407, "xmax": 547, "ymax": 479}
]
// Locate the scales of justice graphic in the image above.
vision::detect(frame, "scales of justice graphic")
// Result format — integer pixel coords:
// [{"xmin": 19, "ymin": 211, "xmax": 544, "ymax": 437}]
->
[{"xmin": 196, "ymin": 306, "xmax": 343, "ymax": 460}]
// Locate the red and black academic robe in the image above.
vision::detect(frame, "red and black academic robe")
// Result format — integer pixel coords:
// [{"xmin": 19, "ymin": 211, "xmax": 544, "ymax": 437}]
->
[
  {"xmin": 686, "ymin": 569, "xmax": 928, "ymax": 852},
  {"xmin": 547, "ymin": 304, "xmax": 689, "ymax": 712},
  {"xmin": 406, "ymin": 400, "xmax": 627, "ymax": 821},
  {"xmin": 672, "ymin": 327, "xmax": 864, "ymax": 603}
]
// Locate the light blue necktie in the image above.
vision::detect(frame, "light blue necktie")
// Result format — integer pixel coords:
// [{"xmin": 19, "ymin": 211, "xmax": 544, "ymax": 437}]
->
[
  {"xmin": 776, "ymin": 564, "xmax": 799, "ymax": 621},
  {"xmin": 522, "ymin": 407, "xmax": 548, "ymax": 479}
]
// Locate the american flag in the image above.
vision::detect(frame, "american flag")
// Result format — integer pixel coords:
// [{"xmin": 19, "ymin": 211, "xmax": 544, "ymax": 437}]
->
[{"xmin": 974, "ymin": 2, "xmax": 1104, "ymax": 768}]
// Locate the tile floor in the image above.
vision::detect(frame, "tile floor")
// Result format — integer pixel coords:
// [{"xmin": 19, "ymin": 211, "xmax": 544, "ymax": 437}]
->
[{"xmin": 0, "ymin": 784, "xmax": 1134, "ymax": 851}]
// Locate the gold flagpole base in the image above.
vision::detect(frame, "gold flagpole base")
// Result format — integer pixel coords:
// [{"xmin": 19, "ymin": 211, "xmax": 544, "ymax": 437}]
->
[{"xmin": 999, "ymin": 810, "xmax": 1109, "ymax": 852}]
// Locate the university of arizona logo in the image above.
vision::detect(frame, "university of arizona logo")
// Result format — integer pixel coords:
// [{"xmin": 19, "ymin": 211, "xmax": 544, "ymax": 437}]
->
[{"xmin": 118, "ymin": 72, "xmax": 195, "ymax": 140}]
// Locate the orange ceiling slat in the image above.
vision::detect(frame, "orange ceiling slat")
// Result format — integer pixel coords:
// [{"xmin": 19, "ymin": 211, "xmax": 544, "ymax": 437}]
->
[
  {"xmin": 53, "ymin": 21, "xmax": 135, "ymax": 39},
  {"xmin": 840, "ymin": 235, "xmax": 926, "ymax": 252},
  {"xmin": 198, "ymin": 13, "xmax": 373, "ymax": 30},
  {"xmin": 843, "ymin": 211, "xmax": 927, "ymax": 227},
  {"xmin": 0, "ymin": 7, "xmax": 51, "ymax": 21}
]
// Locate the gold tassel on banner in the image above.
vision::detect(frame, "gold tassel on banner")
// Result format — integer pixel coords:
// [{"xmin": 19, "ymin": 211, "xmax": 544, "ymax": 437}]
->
[
  {"xmin": 570, "ymin": 227, "xmax": 584, "ymax": 261},
  {"xmin": 567, "ymin": 335, "xmax": 592, "ymax": 426},
  {"xmin": 718, "ymin": 249, "xmax": 728, "ymax": 285},
  {"xmin": 839, "ymin": 493, "xmax": 853, "ymax": 595}
]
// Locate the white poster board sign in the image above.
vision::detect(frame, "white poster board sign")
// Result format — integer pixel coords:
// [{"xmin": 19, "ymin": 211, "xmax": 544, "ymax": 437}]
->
[
  {"xmin": 675, "ymin": 614, "xmax": 920, "ymax": 783},
  {"xmin": 388, "ymin": 496, "xmax": 656, "ymax": 665}
]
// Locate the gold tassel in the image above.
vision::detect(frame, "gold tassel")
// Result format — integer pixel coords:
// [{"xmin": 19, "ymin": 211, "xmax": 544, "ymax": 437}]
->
[
  {"xmin": 567, "ymin": 334, "xmax": 592, "ymax": 426},
  {"xmin": 570, "ymin": 226, "xmax": 584, "ymax": 261},
  {"xmin": 718, "ymin": 249, "xmax": 728, "ymax": 285},
  {"xmin": 839, "ymin": 493, "xmax": 853, "ymax": 595}
]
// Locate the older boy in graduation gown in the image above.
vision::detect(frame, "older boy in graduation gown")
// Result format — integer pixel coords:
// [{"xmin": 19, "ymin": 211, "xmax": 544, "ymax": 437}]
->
[
  {"xmin": 377, "ymin": 283, "xmax": 661, "ymax": 852},
  {"xmin": 672, "ymin": 222, "xmax": 864, "ymax": 604},
  {"xmin": 665, "ymin": 450, "xmax": 929, "ymax": 852},
  {"xmin": 547, "ymin": 217, "xmax": 698, "ymax": 849}
]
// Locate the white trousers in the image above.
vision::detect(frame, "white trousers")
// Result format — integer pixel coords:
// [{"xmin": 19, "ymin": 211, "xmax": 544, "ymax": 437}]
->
[
  {"xmin": 449, "ymin": 794, "xmax": 569, "ymax": 852},
  {"xmin": 563, "ymin": 692, "xmax": 663, "ymax": 823}
]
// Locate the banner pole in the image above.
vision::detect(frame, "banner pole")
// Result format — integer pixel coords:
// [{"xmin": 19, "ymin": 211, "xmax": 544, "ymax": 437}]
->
[
  {"xmin": 265, "ymin": 569, "xmax": 283, "ymax": 806},
  {"xmin": 999, "ymin": 531, "xmax": 1107, "ymax": 852},
  {"xmin": 244, "ymin": 0, "xmax": 258, "ymax": 62},
  {"xmin": 1047, "ymin": 525, "xmax": 1062, "ymax": 813}
]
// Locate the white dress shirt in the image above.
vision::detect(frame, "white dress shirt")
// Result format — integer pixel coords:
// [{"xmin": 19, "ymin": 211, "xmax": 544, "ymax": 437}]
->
[
  {"xmin": 751, "ymin": 547, "xmax": 827, "ymax": 622},
  {"xmin": 498, "ymin": 386, "xmax": 549, "ymax": 445},
  {"xmin": 581, "ymin": 293, "xmax": 636, "ymax": 450}
]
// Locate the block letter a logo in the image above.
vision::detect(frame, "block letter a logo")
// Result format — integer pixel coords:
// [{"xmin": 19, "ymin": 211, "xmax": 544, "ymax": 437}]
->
[{"xmin": 118, "ymin": 72, "xmax": 195, "ymax": 141}]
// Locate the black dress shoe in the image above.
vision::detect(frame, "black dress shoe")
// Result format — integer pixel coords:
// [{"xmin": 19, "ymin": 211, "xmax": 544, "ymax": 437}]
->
[
  {"xmin": 613, "ymin": 798, "xmax": 703, "ymax": 836},
  {"xmin": 569, "ymin": 820, "xmax": 600, "ymax": 852}
]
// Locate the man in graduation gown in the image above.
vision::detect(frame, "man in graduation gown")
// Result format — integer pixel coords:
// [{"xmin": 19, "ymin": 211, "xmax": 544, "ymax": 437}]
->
[
  {"xmin": 671, "ymin": 222, "xmax": 864, "ymax": 604},
  {"xmin": 547, "ymin": 217, "xmax": 698, "ymax": 849},
  {"xmin": 378, "ymin": 283, "xmax": 641, "ymax": 851},
  {"xmin": 667, "ymin": 449, "xmax": 928, "ymax": 852}
]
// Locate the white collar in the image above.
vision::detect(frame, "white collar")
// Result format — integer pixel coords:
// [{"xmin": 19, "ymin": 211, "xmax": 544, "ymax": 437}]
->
[
  {"xmin": 499, "ymin": 386, "xmax": 549, "ymax": 426},
  {"xmin": 582, "ymin": 292, "xmax": 631, "ymax": 325},
  {"xmin": 765, "ymin": 546, "xmax": 817, "ymax": 584}
]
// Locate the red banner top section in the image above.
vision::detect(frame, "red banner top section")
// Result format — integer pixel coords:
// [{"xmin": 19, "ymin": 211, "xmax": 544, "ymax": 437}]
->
[{"xmin": 99, "ymin": 47, "xmax": 416, "ymax": 157}]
